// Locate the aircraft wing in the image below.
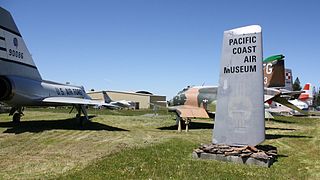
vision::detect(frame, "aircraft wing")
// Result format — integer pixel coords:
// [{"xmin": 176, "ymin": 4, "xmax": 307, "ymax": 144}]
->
[
  {"xmin": 272, "ymin": 96, "xmax": 308, "ymax": 115},
  {"xmin": 280, "ymin": 90, "xmax": 304, "ymax": 99},
  {"xmin": 280, "ymin": 90, "xmax": 304, "ymax": 96},
  {"xmin": 112, "ymin": 101, "xmax": 131, "ymax": 107},
  {"xmin": 168, "ymin": 105, "xmax": 209, "ymax": 118},
  {"xmin": 264, "ymin": 95, "xmax": 275, "ymax": 102},
  {"xmin": 42, "ymin": 97, "xmax": 118, "ymax": 108},
  {"xmin": 265, "ymin": 94, "xmax": 308, "ymax": 115}
]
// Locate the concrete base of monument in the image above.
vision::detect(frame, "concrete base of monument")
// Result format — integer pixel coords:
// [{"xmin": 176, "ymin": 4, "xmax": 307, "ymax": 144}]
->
[{"xmin": 192, "ymin": 144, "xmax": 277, "ymax": 167}]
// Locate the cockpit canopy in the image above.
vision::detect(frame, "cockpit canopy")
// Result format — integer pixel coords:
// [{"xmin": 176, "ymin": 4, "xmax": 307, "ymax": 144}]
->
[{"xmin": 177, "ymin": 85, "xmax": 194, "ymax": 95}]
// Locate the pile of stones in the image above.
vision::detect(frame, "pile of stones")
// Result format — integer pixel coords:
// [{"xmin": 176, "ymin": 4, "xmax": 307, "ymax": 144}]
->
[{"xmin": 193, "ymin": 143, "xmax": 278, "ymax": 167}]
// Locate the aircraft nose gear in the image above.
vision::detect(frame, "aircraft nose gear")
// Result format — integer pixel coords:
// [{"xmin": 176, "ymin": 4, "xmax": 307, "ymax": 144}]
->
[
  {"xmin": 176, "ymin": 115, "xmax": 191, "ymax": 132},
  {"xmin": 9, "ymin": 107, "xmax": 24, "ymax": 123}
]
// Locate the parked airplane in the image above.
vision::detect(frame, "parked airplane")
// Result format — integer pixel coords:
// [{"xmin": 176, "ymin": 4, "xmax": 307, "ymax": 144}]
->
[
  {"xmin": 268, "ymin": 83, "xmax": 315, "ymax": 115},
  {"xmin": 167, "ymin": 85, "xmax": 217, "ymax": 119},
  {"xmin": 102, "ymin": 91, "xmax": 135, "ymax": 109},
  {"xmin": 168, "ymin": 54, "xmax": 305, "ymax": 130},
  {"xmin": 0, "ymin": 7, "xmax": 115, "ymax": 124},
  {"xmin": 289, "ymin": 83, "xmax": 313, "ymax": 111},
  {"xmin": 263, "ymin": 54, "xmax": 285, "ymax": 88},
  {"xmin": 263, "ymin": 55, "xmax": 313, "ymax": 114}
]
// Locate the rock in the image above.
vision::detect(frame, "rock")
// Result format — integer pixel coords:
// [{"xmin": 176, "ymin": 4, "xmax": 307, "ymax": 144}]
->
[
  {"xmin": 209, "ymin": 149, "xmax": 218, "ymax": 153},
  {"xmin": 251, "ymin": 152, "xmax": 270, "ymax": 160},
  {"xmin": 192, "ymin": 152, "xmax": 200, "ymax": 158},
  {"xmin": 225, "ymin": 150, "xmax": 241, "ymax": 156},
  {"xmin": 232, "ymin": 147, "xmax": 247, "ymax": 152},
  {"xmin": 192, "ymin": 143, "xmax": 277, "ymax": 167},
  {"xmin": 242, "ymin": 149, "xmax": 253, "ymax": 153},
  {"xmin": 194, "ymin": 149, "xmax": 203, "ymax": 154},
  {"xmin": 247, "ymin": 146, "xmax": 259, "ymax": 152},
  {"xmin": 216, "ymin": 150, "xmax": 224, "ymax": 154},
  {"xmin": 219, "ymin": 148, "xmax": 234, "ymax": 153},
  {"xmin": 240, "ymin": 152, "xmax": 252, "ymax": 158},
  {"xmin": 219, "ymin": 145, "xmax": 231, "ymax": 149}
]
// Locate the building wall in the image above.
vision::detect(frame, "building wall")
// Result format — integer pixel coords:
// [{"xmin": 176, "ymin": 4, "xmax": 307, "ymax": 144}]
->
[
  {"xmin": 88, "ymin": 92, "xmax": 104, "ymax": 101},
  {"xmin": 150, "ymin": 95, "xmax": 167, "ymax": 108}
]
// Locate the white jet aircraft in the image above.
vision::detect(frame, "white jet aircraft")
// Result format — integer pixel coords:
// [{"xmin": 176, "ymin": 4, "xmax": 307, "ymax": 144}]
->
[
  {"xmin": 289, "ymin": 83, "xmax": 313, "ymax": 111},
  {"xmin": 0, "ymin": 7, "xmax": 115, "ymax": 124},
  {"xmin": 102, "ymin": 91, "xmax": 135, "ymax": 109}
]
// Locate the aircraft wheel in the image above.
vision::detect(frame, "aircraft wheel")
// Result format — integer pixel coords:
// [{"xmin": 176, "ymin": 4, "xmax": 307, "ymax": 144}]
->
[
  {"xmin": 79, "ymin": 116, "xmax": 89, "ymax": 127},
  {"xmin": 79, "ymin": 117, "xmax": 84, "ymax": 126},
  {"xmin": 12, "ymin": 113, "xmax": 21, "ymax": 124},
  {"xmin": 76, "ymin": 114, "xmax": 83, "ymax": 126}
]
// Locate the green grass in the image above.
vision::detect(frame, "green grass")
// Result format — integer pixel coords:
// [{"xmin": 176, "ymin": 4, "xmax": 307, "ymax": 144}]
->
[
  {"xmin": 61, "ymin": 138, "xmax": 315, "ymax": 180},
  {"xmin": 26, "ymin": 107, "xmax": 171, "ymax": 116},
  {"xmin": 0, "ymin": 109, "xmax": 319, "ymax": 179},
  {"xmin": 62, "ymin": 116, "xmax": 320, "ymax": 180}
]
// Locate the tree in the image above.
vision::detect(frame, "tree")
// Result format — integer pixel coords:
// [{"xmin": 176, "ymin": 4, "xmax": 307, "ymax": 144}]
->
[
  {"xmin": 292, "ymin": 77, "xmax": 302, "ymax": 91},
  {"xmin": 314, "ymin": 89, "xmax": 320, "ymax": 107}
]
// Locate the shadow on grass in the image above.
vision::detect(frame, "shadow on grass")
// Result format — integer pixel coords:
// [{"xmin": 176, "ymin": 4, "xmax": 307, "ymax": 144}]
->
[
  {"xmin": 270, "ymin": 119, "xmax": 295, "ymax": 124},
  {"xmin": 0, "ymin": 116, "xmax": 128, "ymax": 134},
  {"xmin": 271, "ymin": 154, "xmax": 289, "ymax": 163},
  {"xmin": 266, "ymin": 127, "xmax": 296, "ymax": 131},
  {"xmin": 266, "ymin": 134, "xmax": 312, "ymax": 140},
  {"xmin": 158, "ymin": 121, "xmax": 214, "ymax": 130},
  {"xmin": 277, "ymin": 154, "xmax": 289, "ymax": 159}
]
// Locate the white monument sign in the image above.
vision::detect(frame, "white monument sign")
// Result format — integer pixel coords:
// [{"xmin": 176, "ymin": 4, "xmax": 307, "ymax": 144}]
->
[{"xmin": 213, "ymin": 25, "xmax": 265, "ymax": 146}]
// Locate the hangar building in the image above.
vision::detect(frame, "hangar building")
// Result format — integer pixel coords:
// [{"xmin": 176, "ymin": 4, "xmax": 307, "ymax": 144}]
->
[{"xmin": 87, "ymin": 90, "xmax": 166, "ymax": 109}]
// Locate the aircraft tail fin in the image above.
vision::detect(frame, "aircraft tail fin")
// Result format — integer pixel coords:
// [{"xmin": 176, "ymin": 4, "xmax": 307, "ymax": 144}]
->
[
  {"xmin": 299, "ymin": 83, "xmax": 313, "ymax": 101},
  {"xmin": 263, "ymin": 54, "xmax": 285, "ymax": 88},
  {"xmin": 0, "ymin": 7, "xmax": 42, "ymax": 80},
  {"xmin": 102, "ymin": 91, "xmax": 112, "ymax": 103}
]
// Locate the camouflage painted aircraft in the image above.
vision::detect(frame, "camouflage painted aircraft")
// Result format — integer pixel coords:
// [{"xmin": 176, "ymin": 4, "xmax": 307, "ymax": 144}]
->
[
  {"xmin": 168, "ymin": 54, "xmax": 305, "ymax": 131},
  {"xmin": 167, "ymin": 86, "xmax": 217, "ymax": 118},
  {"xmin": 167, "ymin": 85, "xmax": 217, "ymax": 131},
  {"xmin": 0, "ymin": 7, "xmax": 115, "ymax": 124}
]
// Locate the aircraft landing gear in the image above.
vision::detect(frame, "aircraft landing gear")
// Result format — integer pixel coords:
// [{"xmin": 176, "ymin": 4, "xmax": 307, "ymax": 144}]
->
[
  {"xmin": 175, "ymin": 114, "xmax": 191, "ymax": 132},
  {"xmin": 75, "ymin": 105, "xmax": 89, "ymax": 126},
  {"xmin": 9, "ymin": 107, "xmax": 24, "ymax": 124},
  {"xmin": 12, "ymin": 113, "xmax": 22, "ymax": 123}
]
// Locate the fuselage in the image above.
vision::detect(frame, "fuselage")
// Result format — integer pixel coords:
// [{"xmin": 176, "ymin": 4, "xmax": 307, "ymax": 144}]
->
[
  {"xmin": 169, "ymin": 85, "xmax": 305, "ymax": 114},
  {"xmin": 168, "ymin": 86, "xmax": 218, "ymax": 112},
  {"xmin": 0, "ymin": 75, "xmax": 88, "ymax": 106},
  {"xmin": 289, "ymin": 99, "xmax": 308, "ymax": 110}
]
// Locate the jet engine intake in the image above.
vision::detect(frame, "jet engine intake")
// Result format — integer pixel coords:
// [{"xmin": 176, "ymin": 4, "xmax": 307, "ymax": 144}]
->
[{"xmin": 0, "ymin": 76, "xmax": 13, "ymax": 100}]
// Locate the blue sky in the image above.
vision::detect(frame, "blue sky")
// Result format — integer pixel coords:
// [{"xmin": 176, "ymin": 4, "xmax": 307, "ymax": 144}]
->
[{"xmin": 1, "ymin": 0, "xmax": 319, "ymax": 98}]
